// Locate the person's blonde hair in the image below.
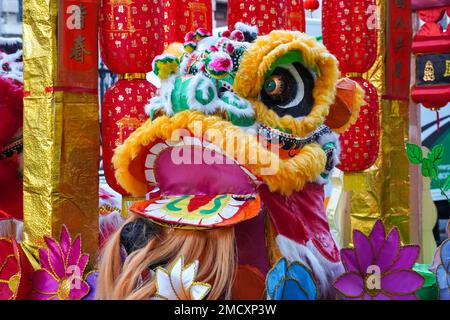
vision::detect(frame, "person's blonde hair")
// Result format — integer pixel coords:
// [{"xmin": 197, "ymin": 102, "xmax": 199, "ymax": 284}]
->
[{"xmin": 96, "ymin": 214, "xmax": 236, "ymax": 300}]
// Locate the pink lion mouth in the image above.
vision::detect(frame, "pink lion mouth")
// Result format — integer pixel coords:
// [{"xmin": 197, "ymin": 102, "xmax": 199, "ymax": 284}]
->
[
  {"xmin": 143, "ymin": 135, "xmax": 258, "ymax": 197},
  {"xmin": 130, "ymin": 134, "xmax": 262, "ymax": 228}
]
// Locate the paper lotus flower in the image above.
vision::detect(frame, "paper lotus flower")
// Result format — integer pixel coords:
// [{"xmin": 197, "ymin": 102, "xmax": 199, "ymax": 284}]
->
[
  {"xmin": 151, "ymin": 256, "xmax": 211, "ymax": 300},
  {"xmin": 0, "ymin": 238, "xmax": 33, "ymax": 300},
  {"xmin": 435, "ymin": 239, "xmax": 450, "ymax": 300},
  {"xmin": 28, "ymin": 225, "xmax": 90, "ymax": 300},
  {"xmin": 266, "ymin": 257, "xmax": 317, "ymax": 300},
  {"xmin": 334, "ymin": 220, "xmax": 424, "ymax": 300}
]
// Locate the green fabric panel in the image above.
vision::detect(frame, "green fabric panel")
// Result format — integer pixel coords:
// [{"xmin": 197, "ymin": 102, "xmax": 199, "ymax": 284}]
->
[
  {"xmin": 194, "ymin": 78, "xmax": 215, "ymax": 105},
  {"xmin": 171, "ymin": 77, "xmax": 189, "ymax": 114},
  {"xmin": 264, "ymin": 50, "xmax": 320, "ymax": 78},
  {"xmin": 227, "ymin": 112, "xmax": 255, "ymax": 127}
]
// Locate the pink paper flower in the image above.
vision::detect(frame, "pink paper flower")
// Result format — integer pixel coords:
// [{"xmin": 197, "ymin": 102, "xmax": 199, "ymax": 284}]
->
[
  {"xmin": 29, "ymin": 225, "xmax": 90, "ymax": 300},
  {"xmin": 334, "ymin": 220, "xmax": 424, "ymax": 300}
]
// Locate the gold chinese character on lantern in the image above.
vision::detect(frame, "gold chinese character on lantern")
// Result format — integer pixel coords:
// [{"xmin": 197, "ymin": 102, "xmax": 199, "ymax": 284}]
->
[
  {"xmin": 444, "ymin": 60, "xmax": 450, "ymax": 77},
  {"xmin": 423, "ymin": 60, "xmax": 435, "ymax": 82}
]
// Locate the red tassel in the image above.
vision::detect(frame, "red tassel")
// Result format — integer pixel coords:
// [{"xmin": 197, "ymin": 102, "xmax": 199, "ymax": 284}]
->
[{"xmin": 436, "ymin": 110, "xmax": 440, "ymax": 131}]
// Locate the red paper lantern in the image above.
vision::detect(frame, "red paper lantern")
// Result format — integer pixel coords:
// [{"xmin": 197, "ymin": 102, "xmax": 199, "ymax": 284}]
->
[
  {"xmin": 322, "ymin": 0, "xmax": 377, "ymax": 74},
  {"xmin": 337, "ymin": 78, "xmax": 380, "ymax": 172},
  {"xmin": 304, "ymin": 0, "xmax": 319, "ymax": 12},
  {"xmin": 101, "ymin": 78, "xmax": 155, "ymax": 195},
  {"xmin": 100, "ymin": 0, "xmax": 162, "ymax": 198},
  {"xmin": 227, "ymin": 0, "xmax": 305, "ymax": 35},
  {"xmin": 99, "ymin": 0, "xmax": 164, "ymax": 73},
  {"xmin": 164, "ymin": 0, "xmax": 213, "ymax": 46},
  {"xmin": 322, "ymin": 0, "xmax": 380, "ymax": 171},
  {"xmin": 286, "ymin": 0, "xmax": 306, "ymax": 32}
]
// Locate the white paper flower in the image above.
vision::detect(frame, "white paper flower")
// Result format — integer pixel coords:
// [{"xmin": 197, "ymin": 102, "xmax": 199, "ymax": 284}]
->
[{"xmin": 151, "ymin": 256, "xmax": 211, "ymax": 300}]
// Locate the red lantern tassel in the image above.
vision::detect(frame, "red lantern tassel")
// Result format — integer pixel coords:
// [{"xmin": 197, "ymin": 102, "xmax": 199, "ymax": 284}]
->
[{"xmin": 436, "ymin": 109, "xmax": 440, "ymax": 131}]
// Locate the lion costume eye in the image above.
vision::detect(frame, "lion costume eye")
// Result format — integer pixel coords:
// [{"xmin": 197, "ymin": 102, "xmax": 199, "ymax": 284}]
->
[{"xmin": 260, "ymin": 62, "xmax": 315, "ymax": 119}]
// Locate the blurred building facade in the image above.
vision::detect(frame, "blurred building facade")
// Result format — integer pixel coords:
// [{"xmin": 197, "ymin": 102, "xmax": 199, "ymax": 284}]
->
[{"xmin": 0, "ymin": 0, "xmax": 22, "ymax": 37}]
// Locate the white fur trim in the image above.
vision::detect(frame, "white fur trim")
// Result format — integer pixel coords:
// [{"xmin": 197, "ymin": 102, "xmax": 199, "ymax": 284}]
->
[
  {"xmin": 275, "ymin": 235, "xmax": 344, "ymax": 299},
  {"xmin": 234, "ymin": 22, "xmax": 258, "ymax": 37},
  {"xmin": 179, "ymin": 53, "xmax": 192, "ymax": 76},
  {"xmin": 145, "ymin": 74, "xmax": 177, "ymax": 116},
  {"xmin": 315, "ymin": 131, "xmax": 341, "ymax": 185},
  {"xmin": 0, "ymin": 37, "xmax": 22, "ymax": 46},
  {"xmin": 0, "ymin": 49, "xmax": 23, "ymax": 83}
]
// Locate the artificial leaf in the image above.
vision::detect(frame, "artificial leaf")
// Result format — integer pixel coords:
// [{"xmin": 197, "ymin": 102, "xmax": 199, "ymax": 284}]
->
[
  {"xmin": 443, "ymin": 176, "xmax": 450, "ymax": 192},
  {"xmin": 406, "ymin": 143, "xmax": 423, "ymax": 165},
  {"xmin": 429, "ymin": 144, "xmax": 445, "ymax": 165},
  {"xmin": 421, "ymin": 158, "xmax": 432, "ymax": 177},
  {"xmin": 431, "ymin": 164, "xmax": 439, "ymax": 179}
]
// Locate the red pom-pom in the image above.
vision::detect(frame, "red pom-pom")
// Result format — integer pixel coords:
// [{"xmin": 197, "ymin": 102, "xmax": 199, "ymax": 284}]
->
[{"xmin": 230, "ymin": 30, "xmax": 244, "ymax": 42}]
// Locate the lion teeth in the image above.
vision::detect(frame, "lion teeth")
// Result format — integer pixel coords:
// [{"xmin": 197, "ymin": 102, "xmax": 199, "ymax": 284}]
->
[
  {"xmin": 150, "ymin": 143, "xmax": 168, "ymax": 155},
  {"xmin": 145, "ymin": 169, "xmax": 156, "ymax": 183},
  {"xmin": 145, "ymin": 154, "xmax": 157, "ymax": 168}
]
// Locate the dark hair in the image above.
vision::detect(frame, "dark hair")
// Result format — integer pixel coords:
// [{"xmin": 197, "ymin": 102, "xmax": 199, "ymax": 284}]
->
[{"xmin": 120, "ymin": 218, "xmax": 159, "ymax": 255}]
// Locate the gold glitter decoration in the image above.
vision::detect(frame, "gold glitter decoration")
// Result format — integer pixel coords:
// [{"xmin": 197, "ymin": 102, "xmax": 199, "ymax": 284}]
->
[{"xmin": 22, "ymin": 0, "xmax": 99, "ymax": 259}]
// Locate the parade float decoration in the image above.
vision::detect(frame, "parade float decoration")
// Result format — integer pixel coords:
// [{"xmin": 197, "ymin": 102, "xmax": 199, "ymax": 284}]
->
[
  {"xmin": 105, "ymin": 23, "xmax": 365, "ymax": 299},
  {"xmin": 99, "ymin": 0, "xmax": 162, "ymax": 212}
]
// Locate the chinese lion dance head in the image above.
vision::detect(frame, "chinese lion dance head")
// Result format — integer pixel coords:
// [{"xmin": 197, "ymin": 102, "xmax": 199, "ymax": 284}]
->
[{"xmin": 97, "ymin": 24, "xmax": 364, "ymax": 300}]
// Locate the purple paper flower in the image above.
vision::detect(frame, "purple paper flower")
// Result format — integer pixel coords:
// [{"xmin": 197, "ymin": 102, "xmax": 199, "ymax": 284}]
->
[
  {"xmin": 28, "ymin": 225, "xmax": 90, "ymax": 300},
  {"xmin": 334, "ymin": 220, "xmax": 424, "ymax": 300}
]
